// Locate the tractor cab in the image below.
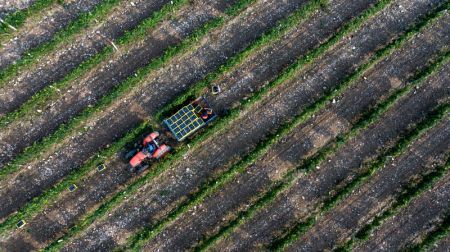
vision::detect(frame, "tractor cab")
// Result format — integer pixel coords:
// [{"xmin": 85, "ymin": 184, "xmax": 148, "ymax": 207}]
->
[
  {"xmin": 125, "ymin": 131, "xmax": 171, "ymax": 173},
  {"xmin": 163, "ymin": 97, "xmax": 217, "ymax": 141}
]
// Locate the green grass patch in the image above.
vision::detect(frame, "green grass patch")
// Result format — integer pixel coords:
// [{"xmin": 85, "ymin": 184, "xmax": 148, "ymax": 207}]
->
[
  {"xmin": 0, "ymin": 0, "xmax": 189, "ymax": 129},
  {"xmin": 198, "ymin": 8, "xmax": 449, "ymax": 250},
  {"xmin": 337, "ymin": 158, "xmax": 450, "ymax": 251},
  {"xmin": 0, "ymin": 0, "xmax": 123, "ymax": 86},
  {"xmin": 0, "ymin": 0, "xmax": 248, "ymax": 235},
  {"xmin": 123, "ymin": 1, "xmax": 325, "ymax": 250},
  {"xmin": 271, "ymin": 103, "xmax": 450, "ymax": 251},
  {"xmin": 408, "ymin": 204, "xmax": 450, "ymax": 251},
  {"xmin": 0, "ymin": 0, "xmax": 56, "ymax": 34}
]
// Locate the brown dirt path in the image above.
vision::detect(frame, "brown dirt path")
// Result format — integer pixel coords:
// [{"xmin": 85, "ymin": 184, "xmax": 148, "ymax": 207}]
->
[
  {"xmin": 285, "ymin": 119, "xmax": 449, "ymax": 251},
  {"xmin": 148, "ymin": 18, "xmax": 450, "ymax": 252},
  {"xmin": 0, "ymin": 0, "xmax": 104, "ymax": 70},
  {"xmin": 356, "ymin": 171, "xmax": 450, "ymax": 251},
  {"xmin": 0, "ymin": 0, "xmax": 171, "ymax": 116},
  {"xmin": 59, "ymin": 1, "xmax": 448, "ymax": 250},
  {"xmin": 0, "ymin": 0, "xmax": 307, "ymax": 228}
]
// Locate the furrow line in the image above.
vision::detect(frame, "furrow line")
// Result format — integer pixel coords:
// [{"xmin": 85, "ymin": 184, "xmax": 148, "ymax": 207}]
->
[
  {"xmin": 55, "ymin": 0, "xmax": 447, "ymax": 250},
  {"xmin": 354, "ymin": 160, "xmax": 450, "ymax": 251},
  {"xmin": 178, "ymin": 14, "xmax": 450, "ymax": 251},
  {"xmin": 0, "ymin": 0, "xmax": 106, "ymax": 70},
  {"xmin": 283, "ymin": 113, "xmax": 450, "ymax": 251},
  {"xmin": 0, "ymin": 0, "xmax": 173, "ymax": 115},
  {"xmin": 0, "ymin": 0, "xmax": 53, "ymax": 34},
  {"xmin": 339, "ymin": 158, "xmax": 450, "ymax": 250},
  {"xmin": 0, "ymin": 0, "xmax": 319, "ymax": 248}
]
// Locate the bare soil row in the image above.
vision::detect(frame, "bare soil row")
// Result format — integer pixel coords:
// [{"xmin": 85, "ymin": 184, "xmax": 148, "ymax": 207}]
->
[
  {"xmin": 0, "ymin": 0, "xmax": 171, "ymax": 116},
  {"xmin": 147, "ymin": 15, "xmax": 450, "ymax": 251},
  {"xmin": 356, "ymin": 170, "xmax": 450, "ymax": 251},
  {"xmin": 0, "ymin": 0, "xmax": 237, "ymax": 170},
  {"xmin": 57, "ymin": 0, "xmax": 444, "ymax": 250},
  {"xmin": 285, "ymin": 117, "xmax": 449, "ymax": 251},
  {"xmin": 0, "ymin": 0, "xmax": 104, "ymax": 70},
  {"xmin": 0, "ymin": 0, "xmax": 307, "ymax": 227},
  {"xmin": 430, "ymin": 231, "xmax": 450, "ymax": 252},
  {"xmin": 0, "ymin": 0, "xmax": 37, "ymax": 19},
  {"xmin": 216, "ymin": 62, "xmax": 450, "ymax": 251},
  {"xmin": 0, "ymin": 0, "xmax": 345, "ymax": 249}
]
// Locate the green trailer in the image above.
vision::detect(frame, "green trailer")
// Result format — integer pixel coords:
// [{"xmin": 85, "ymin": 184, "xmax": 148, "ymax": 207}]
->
[{"xmin": 163, "ymin": 97, "xmax": 217, "ymax": 141}]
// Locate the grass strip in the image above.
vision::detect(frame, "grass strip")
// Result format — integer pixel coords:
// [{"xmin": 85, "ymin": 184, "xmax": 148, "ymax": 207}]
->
[
  {"xmin": 121, "ymin": 1, "xmax": 332, "ymax": 248},
  {"xmin": 0, "ymin": 0, "xmax": 211, "ymax": 179},
  {"xmin": 0, "ymin": 0, "xmax": 55, "ymax": 34},
  {"xmin": 37, "ymin": 1, "xmax": 263, "ymax": 250},
  {"xmin": 0, "ymin": 0, "xmax": 126, "ymax": 86},
  {"xmin": 336, "ymin": 158, "xmax": 450, "ymax": 251},
  {"xmin": 408, "ymin": 207, "xmax": 450, "ymax": 251},
  {"xmin": 0, "ymin": 0, "xmax": 189, "ymax": 129},
  {"xmin": 0, "ymin": 0, "xmax": 252, "ymax": 234},
  {"xmin": 271, "ymin": 102, "xmax": 450, "ymax": 251},
  {"xmin": 197, "ymin": 9, "xmax": 449, "ymax": 250}
]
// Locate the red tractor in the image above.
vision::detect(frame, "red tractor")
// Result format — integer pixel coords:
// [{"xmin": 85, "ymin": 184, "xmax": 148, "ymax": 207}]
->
[
  {"xmin": 124, "ymin": 131, "xmax": 171, "ymax": 173},
  {"xmin": 124, "ymin": 97, "xmax": 217, "ymax": 174}
]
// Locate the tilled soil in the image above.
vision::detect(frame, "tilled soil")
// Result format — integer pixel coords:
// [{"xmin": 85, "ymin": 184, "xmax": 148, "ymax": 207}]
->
[
  {"xmin": 1, "ymin": 0, "xmax": 449, "ymax": 251},
  {"xmin": 0, "ymin": 0, "xmax": 171, "ymax": 116},
  {"xmin": 146, "ymin": 16, "xmax": 450, "ymax": 251},
  {"xmin": 0, "ymin": 0, "xmax": 307, "ymax": 226},
  {"xmin": 430, "ymin": 232, "xmax": 450, "ymax": 252},
  {"xmin": 0, "ymin": 0, "xmax": 363, "ymax": 248},
  {"xmin": 214, "ymin": 59, "xmax": 450, "ymax": 251},
  {"xmin": 0, "ymin": 0, "xmax": 35, "ymax": 18},
  {"xmin": 0, "ymin": 0, "xmax": 237, "ymax": 169},
  {"xmin": 286, "ymin": 118, "xmax": 449, "ymax": 251},
  {"xmin": 356, "ymin": 171, "xmax": 450, "ymax": 251},
  {"xmin": 58, "ymin": 0, "xmax": 448, "ymax": 250},
  {"xmin": 0, "ymin": 0, "xmax": 104, "ymax": 70},
  {"xmin": 208, "ymin": 0, "xmax": 379, "ymax": 113}
]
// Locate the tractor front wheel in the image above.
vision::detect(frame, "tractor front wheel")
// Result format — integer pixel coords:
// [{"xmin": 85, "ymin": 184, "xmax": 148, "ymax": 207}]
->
[{"xmin": 124, "ymin": 149, "xmax": 137, "ymax": 161}]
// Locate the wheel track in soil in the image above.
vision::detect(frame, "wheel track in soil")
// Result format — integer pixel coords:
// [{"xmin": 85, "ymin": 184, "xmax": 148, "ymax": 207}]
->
[
  {"xmin": 0, "ymin": 0, "xmax": 309, "ymax": 239},
  {"xmin": 0, "ymin": 0, "xmax": 51, "ymax": 33},
  {"xmin": 0, "ymin": 0, "xmax": 235, "ymax": 172},
  {"xmin": 211, "ymin": 55, "xmax": 450, "ymax": 251},
  {"xmin": 283, "ymin": 114, "xmax": 449, "ymax": 251},
  {"xmin": 340, "ymin": 156, "xmax": 450, "ymax": 251},
  {"xmin": 0, "ymin": 0, "xmax": 257, "ymax": 218},
  {"xmin": 145, "ymin": 15, "xmax": 450, "ymax": 251},
  {"xmin": 0, "ymin": 0, "xmax": 37, "ymax": 19},
  {"xmin": 0, "ymin": 0, "xmax": 267, "ymax": 235},
  {"xmin": 52, "ymin": 0, "xmax": 446, "ymax": 250},
  {"xmin": 427, "ymin": 223, "xmax": 450, "ymax": 252},
  {"xmin": 354, "ymin": 163, "xmax": 450, "ymax": 251},
  {"xmin": 0, "ymin": 0, "xmax": 326, "ymax": 249},
  {"xmin": 0, "ymin": 0, "xmax": 172, "ymax": 116},
  {"xmin": 0, "ymin": 0, "xmax": 105, "ymax": 70}
]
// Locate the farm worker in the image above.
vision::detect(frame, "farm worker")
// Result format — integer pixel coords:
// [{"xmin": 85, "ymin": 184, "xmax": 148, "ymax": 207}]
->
[{"xmin": 201, "ymin": 108, "xmax": 213, "ymax": 120}]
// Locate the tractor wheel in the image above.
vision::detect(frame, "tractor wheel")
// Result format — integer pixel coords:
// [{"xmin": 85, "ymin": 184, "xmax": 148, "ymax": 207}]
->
[
  {"xmin": 124, "ymin": 149, "xmax": 137, "ymax": 160},
  {"xmin": 136, "ymin": 164, "xmax": 149, "ymax": 174},
  {"xmin": 128, "ymin": 164, "xmax": 136, "ymax": 173}
]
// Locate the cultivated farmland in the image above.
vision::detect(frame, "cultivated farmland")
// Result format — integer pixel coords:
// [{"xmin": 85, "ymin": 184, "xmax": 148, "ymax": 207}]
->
[{"xmin": 0, "ymin": 0, "xmax": 448, "ymax": 251}]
